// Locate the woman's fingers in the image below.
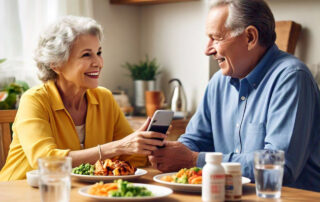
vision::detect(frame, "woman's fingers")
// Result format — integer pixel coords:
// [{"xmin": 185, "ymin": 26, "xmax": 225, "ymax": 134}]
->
[
  {"xmin": 142, "ymin": 138, "xmax": 164, "ymax": 147},
  {"xmin": 139, "ymin": 150, "xmax": 152, "ymax": 156},
  {"xmin": 141, "ymin": 144, "xmax": 159, "ymax": 151},
  {"xmin": 137, "ymin": 117, "xmax": 151, "ymax": 131},
  {"xmin": 132, "ymin": 146, "xmax": 157, "ymax": 155},
  {"xmin": 133, "ymin": 134, "xmax": 164, "ymax": 147},
  {"xmin": 140, "ymin": 131, "xmax": 166, "ymax": 140},
  {"xmin": 121, "ymin": 130, "xmax": 167, "ymax": 155}
]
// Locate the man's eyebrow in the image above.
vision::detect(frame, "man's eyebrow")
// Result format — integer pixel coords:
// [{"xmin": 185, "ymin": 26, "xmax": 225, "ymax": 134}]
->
[{"xmin": 208, "ymin": 33, "xmax": 222, "ymax": 38}]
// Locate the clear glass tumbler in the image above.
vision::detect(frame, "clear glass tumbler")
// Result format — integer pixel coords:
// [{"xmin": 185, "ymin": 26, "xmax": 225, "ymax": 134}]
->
[
  {"xmin": 253, "ymin": 150, "xmax": 285, "ymax": 198},
  {"xmin": 38, "ymin": 156, "xmax": 72, "ymax": 202}
]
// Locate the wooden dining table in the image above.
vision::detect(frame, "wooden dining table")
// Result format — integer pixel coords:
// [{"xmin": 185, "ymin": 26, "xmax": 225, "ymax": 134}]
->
[{"xmin": 1, "ymin": 167, "xmax": 319, "ymax": 202}]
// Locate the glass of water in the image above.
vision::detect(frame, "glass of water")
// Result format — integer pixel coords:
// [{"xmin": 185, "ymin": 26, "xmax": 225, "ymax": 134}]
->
[
  {"xmin": 38, "ymin": 156, "xmax": 72, "ymax": 202},
  {"xmin": 254, "ymin": 150, "xmax": 284, "ymax": 198}
]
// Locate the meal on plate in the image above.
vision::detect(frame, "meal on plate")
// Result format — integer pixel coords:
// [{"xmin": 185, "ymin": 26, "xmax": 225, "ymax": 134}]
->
[
  {"xmin": 88, "ymin": 179, "xmax": 153, "ymax": 197},
  {"xmin": 160, "ymin": 167, "xmax": 202, "ymax": 184},
  {"xmin": 72, "ymin": 158, "xmax": 136, "ymax": 176}
]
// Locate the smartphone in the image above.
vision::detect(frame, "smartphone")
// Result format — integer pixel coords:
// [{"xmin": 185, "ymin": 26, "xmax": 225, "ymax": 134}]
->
[{"xmin": 147, "ymin": 110, "xmax": 174, "ymax": 147}]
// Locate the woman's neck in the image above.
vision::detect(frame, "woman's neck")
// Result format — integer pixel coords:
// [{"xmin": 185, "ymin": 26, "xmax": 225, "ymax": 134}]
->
[
  {"xmin": 55, "ymin": 80, "xmax": 86, "ymax": 109},
  {"xmin": 55, "ymin": 79, "xmax": 88, "ymax": 125}
]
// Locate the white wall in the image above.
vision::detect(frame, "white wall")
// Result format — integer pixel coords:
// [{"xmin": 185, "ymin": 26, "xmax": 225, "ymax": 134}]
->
[
  {"xmin": 93, "ymin": 0, "xmax": 320, "ymax": 114},
  {"xmin": 92, "ymin": 0, "xmax": 141, "ymax": 99},
  {"xmin": 140, "ymin": 0, "xmax": 320, "ymax": 113},
  {"xmin": 140, "ymin": 1, "xmax": 210, "ymax": 113},
  {"xmin": 268, "ymin": 0, "xmax": 320, "ymax": 65}
]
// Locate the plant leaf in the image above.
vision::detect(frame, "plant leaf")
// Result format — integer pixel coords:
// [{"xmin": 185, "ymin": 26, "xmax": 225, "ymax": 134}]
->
[
  {"xmin": 122, "ymin": 55, "xmax": 161, "ymax": 80},
  {"xmin": 0, "ymin": 58, "xmax": 6, "ymax": 64}
]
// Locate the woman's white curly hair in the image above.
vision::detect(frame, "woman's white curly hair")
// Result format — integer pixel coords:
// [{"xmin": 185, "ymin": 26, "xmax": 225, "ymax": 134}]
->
[{"xmin": 34, "ymin": 15, "xmax": 103, "ymax": 82}]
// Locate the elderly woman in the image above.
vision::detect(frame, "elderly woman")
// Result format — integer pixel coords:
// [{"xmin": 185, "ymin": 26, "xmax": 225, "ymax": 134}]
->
[{"xmin": 0, "ymin": 16, "xmax": 165, "ymax": 181}]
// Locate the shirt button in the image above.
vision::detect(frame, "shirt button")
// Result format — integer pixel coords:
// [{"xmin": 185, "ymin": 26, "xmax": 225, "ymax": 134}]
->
[
  {"xmin": 241, "ymin": 96, "xmax": 246, "ymax": 101},
  {"xmin": 235, "ymin": 148, "xmax": 239, "ymax": 153},
  {"xmin": 236, "ymin": 123, "xmax": 240, "ymax": 128}
]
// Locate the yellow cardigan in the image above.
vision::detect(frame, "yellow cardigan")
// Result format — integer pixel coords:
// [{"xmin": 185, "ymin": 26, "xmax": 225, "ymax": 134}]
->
[{"xmin": 0, "ymin": 80, "xmax": 146, "ymax": 181}]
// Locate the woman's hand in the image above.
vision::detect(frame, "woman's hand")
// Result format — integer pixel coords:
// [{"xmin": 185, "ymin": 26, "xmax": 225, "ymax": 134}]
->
[{"xmin": 116, "ymin": 118, "xmax": 167, "ymax": 156}]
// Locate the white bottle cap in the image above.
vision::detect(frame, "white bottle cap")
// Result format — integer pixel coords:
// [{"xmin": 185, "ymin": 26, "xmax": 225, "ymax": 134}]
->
[
  {"xmin": 221, "ymin": 162, "xmax": 241, "ymax": 172},
  {"xmin": 205, "ymin": 152, "xmax": 223, "ymax": 163}
]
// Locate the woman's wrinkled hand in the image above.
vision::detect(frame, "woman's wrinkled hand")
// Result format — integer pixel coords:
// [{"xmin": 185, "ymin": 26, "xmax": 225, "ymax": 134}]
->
[{"xmin": 117, "ymin": 118, "xmax": 167, "ymax": 156}]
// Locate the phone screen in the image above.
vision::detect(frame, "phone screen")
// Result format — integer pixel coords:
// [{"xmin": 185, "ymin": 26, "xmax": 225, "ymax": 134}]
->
[
  {"xmin": 147, "ymin": 110, "xmax": 174, "ymax": 148},
  {"xmin": 148, "ymin": 124, "xmax": 170, "ymax": 134}
]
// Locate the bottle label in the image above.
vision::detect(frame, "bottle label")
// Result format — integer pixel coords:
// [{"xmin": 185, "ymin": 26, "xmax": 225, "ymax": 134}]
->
[
  {"xmin": 225, "ymin": 174, "xmax": 242, "ymax": 201},
  {"xmin": 209, "ymin": 174, "xmax": 225, "ymax": 200}
]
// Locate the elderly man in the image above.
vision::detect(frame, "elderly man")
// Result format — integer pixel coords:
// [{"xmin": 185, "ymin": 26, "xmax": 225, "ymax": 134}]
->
[{"xmin": 149, "ymin": 0, "xmax": 320, "ymax": 192}]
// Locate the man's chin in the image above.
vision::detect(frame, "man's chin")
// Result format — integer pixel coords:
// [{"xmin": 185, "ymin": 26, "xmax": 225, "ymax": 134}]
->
[{"xmin": 220, "ymin": 68, "xmax": 232, "ymax": 77}]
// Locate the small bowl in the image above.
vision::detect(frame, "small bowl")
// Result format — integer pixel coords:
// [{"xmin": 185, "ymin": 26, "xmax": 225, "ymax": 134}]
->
[{"xmin": 26, "ymin": 170, "xmax": 39, "ymax": 187}]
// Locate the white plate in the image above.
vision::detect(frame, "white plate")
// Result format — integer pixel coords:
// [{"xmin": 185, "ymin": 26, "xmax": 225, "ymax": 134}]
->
[
  {"xmin": 78, "ymin": 183, "xmax": 173, "ymax": 201},
  {"xmin": 153, "ymin": 172, "xmax": 251, "ymax": 193},
  {"xmin": 71, "ymin": 168, "xmax": 147, "ymax": 182}
]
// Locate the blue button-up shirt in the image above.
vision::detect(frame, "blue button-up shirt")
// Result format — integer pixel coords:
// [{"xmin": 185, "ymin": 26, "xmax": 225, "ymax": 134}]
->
[{"xmin": 179, "ymin": 45, "xmax": 320, "ymax": 191}]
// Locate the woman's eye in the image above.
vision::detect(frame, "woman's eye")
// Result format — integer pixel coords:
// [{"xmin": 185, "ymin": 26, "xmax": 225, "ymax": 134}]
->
[
  {"xmin": 97, "ymin": 51, "xmax": 102, "ymax": 56},
  {"xmin": 82, "ymin": 53, "xmax": 90, "ymax": 57}
]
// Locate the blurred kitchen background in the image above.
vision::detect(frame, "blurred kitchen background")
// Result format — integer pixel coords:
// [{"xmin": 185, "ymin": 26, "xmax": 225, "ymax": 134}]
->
[{"xmin": 1, "ymin": 0, "xmax": 320, "ymax": 116}]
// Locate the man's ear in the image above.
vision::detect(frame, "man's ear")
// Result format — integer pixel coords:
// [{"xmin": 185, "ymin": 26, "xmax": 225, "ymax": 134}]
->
[{"xmin": 245, "ymin": 25, "xmax": 259, "ymax": 51}]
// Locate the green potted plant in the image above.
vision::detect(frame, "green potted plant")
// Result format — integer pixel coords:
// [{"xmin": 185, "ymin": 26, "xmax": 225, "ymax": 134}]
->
[
  {"xmin": 0, "ymin": 58, "xmax": 30, "ymax": 109},
  {"xmin": 0, "ymin": 81, "xmax": 29, "ymax": 109},
  {"xmin": 123, "ymin": 55, "xmax": 161, "ymax": 114}
]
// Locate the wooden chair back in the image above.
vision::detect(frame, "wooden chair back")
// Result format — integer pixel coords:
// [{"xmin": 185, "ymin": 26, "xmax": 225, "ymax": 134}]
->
[
  {"xmin": 275, "ymin": 21, "xmax": 302, "ymax": 54},
  {"xmin": 0, "ymin": 110, "xmax": 17, "ymax": 169}
]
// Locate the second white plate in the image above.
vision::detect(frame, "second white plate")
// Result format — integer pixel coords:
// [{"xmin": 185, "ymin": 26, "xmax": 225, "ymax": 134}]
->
[
  {"xmin": 71, "ymin": 168, "xmax": 147, "ymax": 182},
  {"xmin": 78, "ymin": 183, "xmax": 173, "ymax": 201},
  {"xmin": 153, "ymin": 172, "xmax": 251, "ymax": 193}
]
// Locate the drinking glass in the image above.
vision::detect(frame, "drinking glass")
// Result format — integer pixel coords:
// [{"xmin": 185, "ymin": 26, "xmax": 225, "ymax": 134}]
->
[
  {"xmin": 253, "ymin": 150, "xmax": 284, "ymax": 198},
  {"xmin": 38, "ymin": 156, "xmax": 72, "ymax": 202}
]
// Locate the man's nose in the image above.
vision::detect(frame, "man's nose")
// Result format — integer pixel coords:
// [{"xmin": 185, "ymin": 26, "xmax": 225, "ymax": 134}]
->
[{"xmin": 205, "ymin": 39, "xmax": 216, "ymax": 56}]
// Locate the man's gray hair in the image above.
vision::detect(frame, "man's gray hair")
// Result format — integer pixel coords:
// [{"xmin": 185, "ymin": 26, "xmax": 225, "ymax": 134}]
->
[
  {"xmin": 211, "ymin": 0, "xmax": 276, "ymax": 48},
  {"xmin": 34, "ymin": 15, "xmax": 103, "ymax": 82}
]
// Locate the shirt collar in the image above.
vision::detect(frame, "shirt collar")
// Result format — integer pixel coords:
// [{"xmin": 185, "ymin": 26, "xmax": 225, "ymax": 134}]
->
[
  {"xmin": 228, "ymin": 44, "xmax": 279, "ymax": 89},
  {"xmin": 246, "ymin": 44, "xmax": 279, "ymax": 89},
  {"xmin": 86, "ymin": 89, "xmax": 99, "ymax": 105},
  {"xmin": 45, "ymin": 80, "xmax": 98, "ymax": 111}
]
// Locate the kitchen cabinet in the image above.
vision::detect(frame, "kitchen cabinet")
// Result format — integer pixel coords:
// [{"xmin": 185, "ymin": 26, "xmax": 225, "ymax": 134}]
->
[
  {"xmin": 126, "ymin": 116, "xmax": 190, "ymax": 141},
  {"xmin": 110, "ymin": 0, "xmax": 198, "ymax": 6}
]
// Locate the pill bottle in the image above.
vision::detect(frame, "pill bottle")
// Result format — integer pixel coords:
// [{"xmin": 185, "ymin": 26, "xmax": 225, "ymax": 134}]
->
[
  {"xmin": 221, "ymin": 162, "xmax": 242, "ymax": 201},
  {"xmin": 202, "ymin": 152, "xmax": 225, "ymax": 202}
]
